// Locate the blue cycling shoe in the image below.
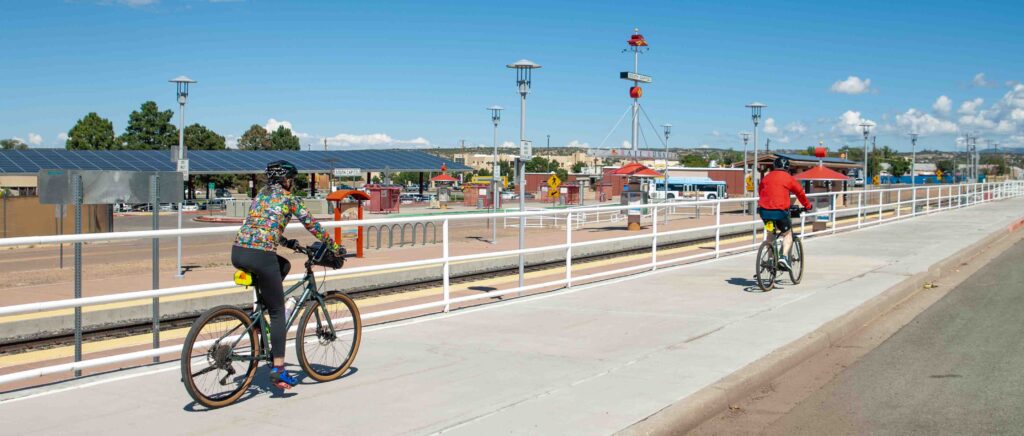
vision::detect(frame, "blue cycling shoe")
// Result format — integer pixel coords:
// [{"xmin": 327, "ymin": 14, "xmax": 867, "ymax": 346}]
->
[{"xmin": 269, "ymin": 366, "xmax": 298, "ymax": 389}]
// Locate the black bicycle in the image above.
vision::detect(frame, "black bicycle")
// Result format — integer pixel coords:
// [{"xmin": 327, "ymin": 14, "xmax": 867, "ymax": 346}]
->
[
  {"xmin": 181, "ymin": 242, "xmax": 361, "ymax": 408},
  {"xmin": 755, "ymin": 206, "xmax": 805, "ymax": 292}
]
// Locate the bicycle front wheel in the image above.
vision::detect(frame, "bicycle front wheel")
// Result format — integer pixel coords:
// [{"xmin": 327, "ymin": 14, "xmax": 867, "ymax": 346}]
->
[
  {"xmin": 755, "ymin": 241, "xmax": 777, "ymax": 292},
  {"xmin": 180, "ymin": 306, "xmax": 259, "ymax": 409},
  {"xmin": 296, "ymin": 292, "xmax": 362, "ymax": 382},
  {"xmin": 789, "ymin": 238, "xmax": 805, "ymax": 284}
]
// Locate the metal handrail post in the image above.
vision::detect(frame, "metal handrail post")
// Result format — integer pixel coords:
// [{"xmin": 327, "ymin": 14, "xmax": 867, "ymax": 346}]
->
[
  {"xmin": 896, "ymin": 189, "xmax": 901, "ymax": 219},
  {"xmin": 878, "ymin": 190, "xmax": 883, "ymax": 223},
  {"xmin": 831, "ymin": 193, "xmax": 837, "ymax": 234},
  {"xmin": 925, "ymin": 186, "xmax": 931, "ymax": 215},
  {"xmin": 714, "ymin": 201, "xmax": 721, "ymax": 258},
  {"xmin": 651, "ymin": 206, "xmax": 658, "ymax": 271},
  {"xmin": 565, "ymin": 212, "xmax": 572, "ymax": 287},
  {"xmin": 442, "ymin": 218, "xmax": 450, "ymax": 312}
]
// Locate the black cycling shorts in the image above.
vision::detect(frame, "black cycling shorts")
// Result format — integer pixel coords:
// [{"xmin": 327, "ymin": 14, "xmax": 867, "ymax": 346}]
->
[{"xmin": 757, "ymin": 208, "xmax": 792, "ymax": 233}]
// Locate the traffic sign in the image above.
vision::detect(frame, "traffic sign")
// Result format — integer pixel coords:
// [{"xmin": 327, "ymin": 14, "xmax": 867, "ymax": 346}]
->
[
  {"xmin": 872, "ymin": 175, "xmax": 880, "ymax": 185},
  {"xmin": 549, "ymin": 187, "xmax": 560, "ymax": 198},
  {"xmin": 333, "ymin": 168, "xmax": 361, "ymax": 177},
  {"xmin": 619, "ymin": 72, "xmax": 653, "ymax": 83},
  {"xmin": 547, "ymin": 174, "xmax": 561, "ymax": 189},
  {"xmin": 935, "ymin": 169, "xmax": 944, "ymax": 179},
  {"xmin": 177, "ymin": 159, "xmax": 189, "ymax": 177},
  {"xmin": 745, "ymin": 173, "xmax": 753, "ymax": 192}
]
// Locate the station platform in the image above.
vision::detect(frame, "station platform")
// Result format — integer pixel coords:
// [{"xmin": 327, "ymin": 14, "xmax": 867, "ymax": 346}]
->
[{"xmin": 1, "ymin": 198, "xmax": 1022, "ymax": 435}]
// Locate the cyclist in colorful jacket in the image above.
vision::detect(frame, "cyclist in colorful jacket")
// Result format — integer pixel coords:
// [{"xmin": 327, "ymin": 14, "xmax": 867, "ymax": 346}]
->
[
  {"xmin": 757, "ymin": 156, "xmax": 812, "ymax": 271},
  {"xmin": 232, "ymin": 160, "xmax": 342, "ymax": 389}
]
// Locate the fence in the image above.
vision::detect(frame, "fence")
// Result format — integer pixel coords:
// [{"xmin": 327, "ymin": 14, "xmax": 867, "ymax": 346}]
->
[
  {"xmin": 364, "ymin": 221, "xmax": 438, "ymax": 249},
  {"xmin": 0, "ymin": 181, "xmax": 1021, "ymax": 385}
]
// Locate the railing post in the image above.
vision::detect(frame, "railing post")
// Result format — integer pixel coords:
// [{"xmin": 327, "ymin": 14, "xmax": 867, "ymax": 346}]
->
[
  {"xmin": 442, "ymin": 218, "xmax": 450, "ymax": 312},
  {"xmin": 73, "ymin": 174, "xmax": 83, "ymax": 377},
  {"xmin": 912, "ymin": 185, "xmax": 917, "ymax": 216},
  {"xmin": 150, "ymin": 174, "xmax": 160, "ymax": 363},
  {"xmin": 926, "ymin": 186, "xmax": 931, "ymax": 215},
  {"xmin": 801, "ymin": 211, "xmax": 806, "ymax": 235},
  {"xmin": 714, "ymin": 201, "xmax": 721, "ymax": 258},
  {"xmin": 857, "ymin": 191, "xmax": 863, "ymax": 228},
  {"xmin": 565, "ymin": 212, "xmax": 572, "ymax": 288},
  {"xmin": 878, "ymin": 189, "xmax": 883, "ymax": 223},
  {"xmin": 651, "ymin": 206, "xmax": 658, "ymax": 271},
  {"xmin": 831, "ymin": 193, "xmax": 837, "ymax": 234},
  {"xmin": 896, "ymin": 189, "xmax": 901, "ymax": 219}
]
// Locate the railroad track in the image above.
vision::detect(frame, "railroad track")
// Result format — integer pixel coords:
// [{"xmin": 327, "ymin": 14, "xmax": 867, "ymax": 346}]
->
[{"xmin": 0, "ymin": 231, "xmax": 727, "ymax": 357}]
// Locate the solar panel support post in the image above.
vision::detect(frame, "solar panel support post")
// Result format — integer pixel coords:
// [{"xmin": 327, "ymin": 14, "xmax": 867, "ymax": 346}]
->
[
  {"xmin": 150, "ymin": 174, "xmax": 160, "ymax": 362},
  {"xmin": 73, "ymin": 174, "xmax": 83, "ymax": 377}
]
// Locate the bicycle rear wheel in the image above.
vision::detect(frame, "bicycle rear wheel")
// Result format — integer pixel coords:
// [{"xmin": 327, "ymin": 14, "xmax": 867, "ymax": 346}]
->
[
  {"xmin": 296, "ymin": 292, "xmax": 362, "ymax": 382},
  {"xmin": 789, "ymin": 238, "xmax": 805, "ymax": 284},
  {"xmin": 180, "ymin": 306, "xmax": 259, "ymax": 409},
  {"xmin": 755, "ymin": 240, "xmax": 777, "ymax": 292}
]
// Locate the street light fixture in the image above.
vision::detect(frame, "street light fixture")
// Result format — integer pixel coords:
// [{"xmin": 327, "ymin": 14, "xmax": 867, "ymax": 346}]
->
[
  {"xmin": 507, "ymin": 59, "xmax": 541, "ymax": 289},
  {"xmin": 169, "ymin": 75, "xmax": 196, "ymax": 278},
  {"xmin": 745, "ymin": 102, "xmax": 765, "ymax": 243},
  {"xmin": 488, "ymin": 105, "xmax": 504, "ymax": 245},
  {"xmin": 859, "ymin": 121, "xmax": 873, "ymax": 187}
]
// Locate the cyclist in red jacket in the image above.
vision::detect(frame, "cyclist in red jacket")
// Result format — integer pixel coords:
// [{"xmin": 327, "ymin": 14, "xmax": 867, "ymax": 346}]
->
[{"xmin": 758, "ymin": 156, "xmax": 813, "ymax": 271}]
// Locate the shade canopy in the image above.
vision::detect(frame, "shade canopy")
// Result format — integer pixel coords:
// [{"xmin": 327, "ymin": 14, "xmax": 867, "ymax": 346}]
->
[
  {"xmin": 794, "ymin": 165, "xmax": 850, "ymax": 181},
  {"xmin": 431, "ymin": 173, "xmax": 457, "ymax": 183},
  {"xmin": 611, "ymin": 162, "xmax": 662, "ymax": 177}
]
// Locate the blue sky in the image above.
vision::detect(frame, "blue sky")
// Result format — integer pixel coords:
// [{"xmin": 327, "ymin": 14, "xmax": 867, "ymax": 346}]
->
[{"xmin": 2, "ymin": 0, "xmax": 1023, "ymax": 153}]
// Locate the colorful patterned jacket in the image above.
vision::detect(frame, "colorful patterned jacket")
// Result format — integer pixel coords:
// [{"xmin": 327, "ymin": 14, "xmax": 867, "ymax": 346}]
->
[{"xmin": 234, "ymin": 186, "xmax": 339, "ymax": 252}]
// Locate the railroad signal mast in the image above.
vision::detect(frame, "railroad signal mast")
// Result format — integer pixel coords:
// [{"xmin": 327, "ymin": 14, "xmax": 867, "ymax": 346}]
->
[{"xmin": 621, "ymin": 28, "xmax": 651, "ymax": 153}]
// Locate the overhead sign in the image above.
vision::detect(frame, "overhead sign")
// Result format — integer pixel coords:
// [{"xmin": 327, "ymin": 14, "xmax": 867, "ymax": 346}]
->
[
  {"xmin": 587, "ymin": 149, "xmax": 677, "ymax": 160},
  {"xmin": 520, "ymin": 140, "xmax": 533, "ymax": 159},
  {"xmin": 333, "ymin": 168, "xmax": 361, "ymax": 177},
  {"xmin": 619, "ymin": 72, "xmax": 652, "ymax": 83}
]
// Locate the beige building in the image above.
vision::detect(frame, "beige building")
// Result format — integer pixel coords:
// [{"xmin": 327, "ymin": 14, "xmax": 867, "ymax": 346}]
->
[{"xmin": 454, "ymin": 150, "xmax": 603, "ymax": 172}]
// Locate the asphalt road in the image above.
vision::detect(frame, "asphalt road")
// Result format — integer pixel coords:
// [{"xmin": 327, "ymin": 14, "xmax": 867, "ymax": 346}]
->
[{"xmin": 762, "ymin": 238, "xmax": 1024, "ymax": 435}]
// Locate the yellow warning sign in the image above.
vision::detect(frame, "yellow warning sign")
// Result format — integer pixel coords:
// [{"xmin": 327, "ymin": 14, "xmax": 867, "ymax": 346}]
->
[
  {"xmin": 547, "ymin": 174, "xmax": 561, "ymax": 189},
  {"xmin": 549, "ymin": 187, "xmax": 560, "ymax": 198},
  {"xmin": 872, "ymin": 175, "xmax": 880, "ymax": 185},
  {"xmin": 745, "ymin": 173, "xmax": 754, "ymax": 192},
  {"xmin": 935, "ymin": 169, "xmax": 943, "ymax": 179}
]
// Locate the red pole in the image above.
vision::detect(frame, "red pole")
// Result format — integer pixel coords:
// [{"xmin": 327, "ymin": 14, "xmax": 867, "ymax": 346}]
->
[
  {"xmin": 333, "ymin": 203, "xmax": 341, "ymax": 242},
  {"xmin": 357, "ymin": 200, "xmax": 364, "ymax": 258}
]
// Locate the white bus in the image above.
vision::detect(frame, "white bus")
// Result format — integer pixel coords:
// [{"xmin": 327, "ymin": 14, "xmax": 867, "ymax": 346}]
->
[{"xmin": 650, "ymin": 177, "xmax": 728, "ymax": 200}]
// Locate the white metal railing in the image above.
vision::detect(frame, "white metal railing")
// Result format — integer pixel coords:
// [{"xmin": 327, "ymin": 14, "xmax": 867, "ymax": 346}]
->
[{"xmin": 0, "ymin": 181, "xmax": 1021, "ymax": 385}]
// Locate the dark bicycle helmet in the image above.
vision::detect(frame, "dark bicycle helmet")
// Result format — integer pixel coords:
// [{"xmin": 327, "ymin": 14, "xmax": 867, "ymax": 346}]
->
[
  {"xmin": 266, "ymin": 160, "xmax": 298, "ymax": 182},
  {"xmin": 772, "ymin": 156, "xmax": 791, "ymax": 170}
]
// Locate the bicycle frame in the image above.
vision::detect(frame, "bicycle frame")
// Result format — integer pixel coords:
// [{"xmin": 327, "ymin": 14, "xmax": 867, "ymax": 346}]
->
[{"xmin": 219, "ymin": 265, "xmax": 337, "ymax": 364}]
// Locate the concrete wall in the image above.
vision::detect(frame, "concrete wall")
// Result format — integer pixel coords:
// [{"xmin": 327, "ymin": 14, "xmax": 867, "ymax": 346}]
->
[{"xmin": 0, "ymin": 196, "xmax": 112, "ymax": 238}]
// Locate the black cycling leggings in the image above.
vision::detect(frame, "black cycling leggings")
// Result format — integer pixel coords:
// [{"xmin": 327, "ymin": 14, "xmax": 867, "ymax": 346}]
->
[{"xmin": 231, "ymin": 245, "xmax": 292, "ymax": 359}]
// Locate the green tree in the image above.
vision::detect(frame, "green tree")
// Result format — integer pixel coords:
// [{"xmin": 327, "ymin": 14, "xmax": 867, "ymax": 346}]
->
[
  {"xmin": 888, "ymin": 157, "xmax": 910, "ymax": 178},
  {"xmin": 238, "ymin": 125, "xmax": 271, "ymax": 150},
  {"xmin": 571, "ymin": 161, "xmax": 587, "ymax": 173},
  {"xmin": 1, "ymin": 139, "xmax": 29, "ymax": 150},
  {"xmin": 120, "ymin": 101, "xmax": 179, "ymax": 150},
  {"xmin": 65, "ymin": 112, "xmax": 117, "ymax": 150},
  {"xmin": 680, "ymin": 154, "xmax": 709, "ymax": 167},
  {"xmin": 184, "ymin": 123, "xmax": 226, "ymax": 150},
  {"xmin": 269, "ymin": 126, "xmax": 300, "ymax": 151},
  {"xmin": 935, "ymin": 160, "xmax": 954, "ymax": 175}
]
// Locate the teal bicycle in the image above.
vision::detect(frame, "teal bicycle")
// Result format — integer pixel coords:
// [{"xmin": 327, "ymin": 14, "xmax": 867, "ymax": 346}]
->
[{"xmin": 180, "ymin": 242, "xmax": 361, "ymax": 408}]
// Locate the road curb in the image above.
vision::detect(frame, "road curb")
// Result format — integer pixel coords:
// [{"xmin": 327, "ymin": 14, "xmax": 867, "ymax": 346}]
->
[{"xmin": 620, "ymin": 211, "xmax": 1024, "ymax": 436}]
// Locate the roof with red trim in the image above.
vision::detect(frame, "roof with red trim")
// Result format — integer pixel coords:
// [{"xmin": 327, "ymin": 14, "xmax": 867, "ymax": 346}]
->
[
  {"xmin": 794, "ymin": 165, "xmax": 850, "ymax": 181},
  {"xmin": 431, "ymin": 173, "xmax": 457, "ymax": 182},
  {"xmin": 611, "ymin": 162, "xmax": 662, "ymax": 177}
]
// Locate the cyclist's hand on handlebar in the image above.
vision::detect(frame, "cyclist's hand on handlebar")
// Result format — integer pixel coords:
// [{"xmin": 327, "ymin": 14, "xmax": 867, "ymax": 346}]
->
[
  {"xmin": 804, "ymin": 206, "xmax": 814, "ymax": 213},
  {"xmin": 283, "ymin": 238, "xmax": 300, "ymax": 250}
]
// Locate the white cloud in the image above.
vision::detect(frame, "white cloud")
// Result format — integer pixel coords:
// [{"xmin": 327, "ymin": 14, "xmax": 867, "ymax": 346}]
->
[
  {"xmin": 896, "ymin": 108, "xmax": 958, "ymax": 134},
  {"xmin": 225, "ymin": 135, "xmax": 238, "ymax": 149},
  {"xmin": 501, "ymin": 141, "xmax": 516, "ymax": 148},
  {"xmin": 830, "ymin": 76, "xmax": 872, "ymax": 95},
  {"xmin": 972, "ymin": 72, "xmax": 990, "ymax": 87},
  {"xmin": 832, "ymin": 110, "xmax": 875, "ymax": 136},
  {"xmin": 57, "ymin": 132, "xmax": 68, "ymax": 142},
  {"xmin": 785, "ymin": 121, "xmax": 808, "ymax": 135},
  {"xmin": 958, "ymin": 98, "xmax": 984, "ymax": 115},
  {"xmin": 565, "ymin": 140, "xmax": 589, "ymax": 148},
  {"xmin": 264, "ymin": 118, "xmax": 310, "ymax": 139},
  {"xmin": 932, "ymin": 95, "xmax": 952, "ymax": 114},
  {"xmin": 621, "ymin": 140, "xmax": 631, "ymax": 148},
  {"xmin": 322, "ymin": 133, "xmax": 432, "ymax": 149},
  {"xmin": 763, "ymin": 117, "xmax": 779, "ymax": 134},
  {"xmin": 1012, "ymin": 108, "xmax": 1024, "ymax": 121},
  {"xmin": 27, "ymin": 133, "xmax": 43, "ymax": 146},
  {"xmin": 710, "ymin": 130, "xmax": 721, "ymax": 137}
]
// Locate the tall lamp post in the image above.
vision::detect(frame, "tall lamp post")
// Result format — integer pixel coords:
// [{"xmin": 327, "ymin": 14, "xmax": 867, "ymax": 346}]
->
[
  {"xmin": 745, "ymin": 102, "xmax": 765, "ymax": 243},
  {"xmin": 859, "ymin": 121, "xmax": 873, "ymax": 187},
  {"xmin": 170, "ymin": 75, "xmax": 195, "ymax": 278},
  {"xmin": 740, "ymin": 132, "xmax": 750, "ymax": 215},
  {"xmin": 488, "ymin": 105, "xmax": 504, "ymax": 244},
  {"xmin": 507, "ymin": 59, "xmax": 541, "ymax": 289},
  {"xmin": 661, "ymin": 124, "xmax": 672, "ymax": 203}
]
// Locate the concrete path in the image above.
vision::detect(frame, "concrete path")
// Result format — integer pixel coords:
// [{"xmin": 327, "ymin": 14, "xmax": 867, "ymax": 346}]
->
[{"xmin": 1, "ymin": 198, "xmax": 1021, "ymax": 435}]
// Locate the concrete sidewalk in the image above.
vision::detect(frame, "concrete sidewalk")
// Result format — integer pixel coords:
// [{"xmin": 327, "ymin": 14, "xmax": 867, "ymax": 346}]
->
[{"xmin": 1, "ymin": 198, "xmax": 1021, "ymax": 435}]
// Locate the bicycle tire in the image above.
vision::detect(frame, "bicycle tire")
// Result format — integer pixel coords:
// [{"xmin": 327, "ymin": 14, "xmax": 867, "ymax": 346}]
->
[
  {"xmin": 296, "ymin": 292, "xmax": 362, "ymax": 382},
  {"xmin": 180, "ymin": 305, "xmax": 259, "ymax": 409},
  {"xmin": 755, "ymin": 240, "xmax": 777, "ymax": 292},
  {"xmin": 789, "ymin": 238, "xmax": 805, "ymax": 284}
]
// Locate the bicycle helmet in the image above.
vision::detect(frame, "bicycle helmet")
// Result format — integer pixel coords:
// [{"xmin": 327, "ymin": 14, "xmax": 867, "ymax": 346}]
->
[
  {"xmin": 772, "ymin": 156, "xmax": 791, "ymax": 170},
  {"xmin": 266, "ymin": 160, "xmax": 298, "ymax": 183}
]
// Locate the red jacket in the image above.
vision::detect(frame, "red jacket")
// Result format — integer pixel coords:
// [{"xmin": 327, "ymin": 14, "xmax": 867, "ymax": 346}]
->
[{"xmin": 758, "ymin": 170, "xmax": 811, "ymax": 211}]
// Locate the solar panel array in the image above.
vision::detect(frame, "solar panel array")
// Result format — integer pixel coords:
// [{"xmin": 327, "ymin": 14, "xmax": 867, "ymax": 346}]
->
[{"xmin": 0, "ymin": 149, "xmax": 470, "ymax": 175}]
